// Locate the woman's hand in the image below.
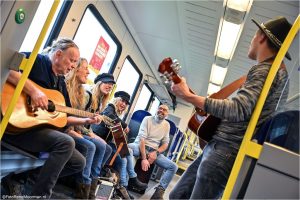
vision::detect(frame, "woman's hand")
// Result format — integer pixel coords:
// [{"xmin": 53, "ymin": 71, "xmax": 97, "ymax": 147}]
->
[
  {"xmin": 86, "ymin": 114, "xmax": 103, "ymax": 124},
  {"xmin": 124, "ymin": 126, "xmax": 130, "ymax": 134}
]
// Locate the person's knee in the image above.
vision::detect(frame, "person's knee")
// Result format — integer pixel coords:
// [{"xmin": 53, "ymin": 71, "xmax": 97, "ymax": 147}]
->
[
  {"xmin": 172, "ymin": 162, "xmax": 178, "ymax": 171},
  {"xmin": 106, "ymin": 144, "xmax": 113, "ymax": 154},
  {"xmin": 75, "ymin": 150, "xmax": 86, "ymax": 172},
  {"xmin": 88, "ymin": 142, "xmax": 96, "ymax": 153},
  {"xmin": 57, "ymin": 134, "xmax": 76, "ymax": 154},
  {"xmin": 168, "ymin": 162, "xmax": 178, "ymax": 172}
]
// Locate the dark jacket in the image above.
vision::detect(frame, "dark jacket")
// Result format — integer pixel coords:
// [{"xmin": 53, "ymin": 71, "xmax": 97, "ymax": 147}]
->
[{"xmin": 91, "ymin": 103, "xmax": 127, "ymax": 141}]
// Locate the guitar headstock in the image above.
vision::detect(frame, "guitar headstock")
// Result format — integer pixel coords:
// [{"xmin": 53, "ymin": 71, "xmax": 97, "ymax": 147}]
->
[{"xmin": 158, "ymin": 57, "xmax": 182, "ymax": 84}]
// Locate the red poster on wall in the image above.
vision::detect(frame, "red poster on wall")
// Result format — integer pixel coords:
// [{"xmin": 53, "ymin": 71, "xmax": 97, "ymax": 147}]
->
[{"xmin": 89, "ymin": 36, "xmax": 110, "ymax": 71}]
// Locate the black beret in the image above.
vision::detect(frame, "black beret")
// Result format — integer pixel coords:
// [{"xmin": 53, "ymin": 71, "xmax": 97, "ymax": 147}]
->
[
  {"xmin": 94, "ymin": 73, "xmax": 115, "ymax": 84},
  {"xmin": 114, "ymin": 91, "xmax": 131, "ymax": 105}
]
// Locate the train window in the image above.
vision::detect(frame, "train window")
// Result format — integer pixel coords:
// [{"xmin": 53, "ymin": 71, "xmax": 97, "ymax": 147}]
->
[
  {"xmin": 19, "ymin": 0, "xmax": 65, "ymax": 52},
  {"xmin": 149, "ymin": 97, "xmax": 161, "ymax": 115},
  {"xmin": 73, "ymin": 4, "xmax": 122, "ymax": 85},
  {"xmin": 114, "ymin": 56, "xmax": 142, "ymax": 105},
  {"xmin": 133, "ymin": 84, "xmax": 153, "ymax": 112}
]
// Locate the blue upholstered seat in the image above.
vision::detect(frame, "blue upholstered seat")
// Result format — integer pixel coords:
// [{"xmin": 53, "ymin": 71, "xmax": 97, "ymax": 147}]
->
[
  {"xmin": 254, "ymin": 110, "xmax": 299, "ymax": 153},
  {"xmin": 127, "ymin": 110, "xmax": 151, "ymax": 143}
]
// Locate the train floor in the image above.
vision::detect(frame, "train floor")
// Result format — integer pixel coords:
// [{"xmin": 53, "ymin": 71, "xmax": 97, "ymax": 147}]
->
[
  {"xmin": 130, "ymin": 174, "xmax": 180, "ymax": 200},
  {"xmin": 1, "ymin": 172, "xmax": 182, "ymax": 200}
]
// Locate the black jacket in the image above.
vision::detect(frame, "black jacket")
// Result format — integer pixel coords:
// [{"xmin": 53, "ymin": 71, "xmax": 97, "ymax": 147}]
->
[{"xmin": 91, "ymin": 103, "xmax": 127, "ymax": 141}]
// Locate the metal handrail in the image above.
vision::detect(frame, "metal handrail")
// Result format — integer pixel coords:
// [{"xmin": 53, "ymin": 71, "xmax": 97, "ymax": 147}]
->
[
  {"xmin": 0, "ymin": 0, "xmax": 61, "ymax": 140},
  {"xmin": 222, "ymin": 15, "xmax": 300, "ymax": 199}
]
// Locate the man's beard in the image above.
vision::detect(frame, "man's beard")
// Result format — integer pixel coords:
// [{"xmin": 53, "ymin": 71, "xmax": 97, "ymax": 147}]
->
[{"xmin": 155, "ymin": 113, "xmax": 164, "ymax": 121}]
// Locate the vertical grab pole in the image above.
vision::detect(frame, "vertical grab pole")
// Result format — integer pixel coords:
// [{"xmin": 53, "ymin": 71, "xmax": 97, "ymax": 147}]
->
[
  {"xmin": 0, "ymin": 0, "xmax": 61, "ymax": 140},
  {"xmin": 222, "ymin": 15, "xmax": 300, "ymax": 200}
]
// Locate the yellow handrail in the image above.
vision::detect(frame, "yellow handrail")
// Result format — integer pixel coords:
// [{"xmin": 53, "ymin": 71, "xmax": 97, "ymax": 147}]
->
[
  {"xmin": 222, "ymin": 15, "xmax": 300, "ymax": 199},
  {"xmin": 0, "ymin": 0, "xmax": 60, "ymax": 140}
]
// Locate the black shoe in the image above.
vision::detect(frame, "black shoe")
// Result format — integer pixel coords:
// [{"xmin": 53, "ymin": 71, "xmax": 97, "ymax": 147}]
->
[
  {"xmin": 150, "ymin": 185, "xmax": 165, "ymax": 200},
  {"xmin": 127, "ymin": 177, "xmax": 147, "ymax": 191},
  {"xmin": 2, "ymin": 174, "xmax": 24, "ymax": 199}
]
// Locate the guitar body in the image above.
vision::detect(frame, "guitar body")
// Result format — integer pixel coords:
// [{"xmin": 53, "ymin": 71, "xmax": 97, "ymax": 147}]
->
[
  {"xmin": 110, "ymin": 124, "xmax": 129, "ymax": 158},
  {"xmin": 1, "ymin": 82, "xmax": 67, "ymax": 133},
  {"xmin": 188, "ymin": 113, "xmax": 221, "ymax": 148}
]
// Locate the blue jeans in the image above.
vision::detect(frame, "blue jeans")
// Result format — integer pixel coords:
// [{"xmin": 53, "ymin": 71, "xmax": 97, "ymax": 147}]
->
[
  {"xmin": 3, "ymin": 128, "xmax": 85, "ymax": 198},
  {"xmin": 73, "ymin": 136, "xmax": 112, "ymax": 184},
  {"xmin": 128, "ymin": 143, "xmax": 178, "ymax": 189},
  {"xmin": 169, "ymin": 139, "xmax": 238, "ymax": 199},
  {"xmin": 119, "ymin": 148, "xmax": 137, "ymax": 187}
]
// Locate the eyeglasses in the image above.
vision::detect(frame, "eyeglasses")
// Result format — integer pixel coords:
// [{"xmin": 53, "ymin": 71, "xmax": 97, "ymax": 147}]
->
[{"xmin": 158, "ymin": 107, "xmax": 168, "ymax": 112}]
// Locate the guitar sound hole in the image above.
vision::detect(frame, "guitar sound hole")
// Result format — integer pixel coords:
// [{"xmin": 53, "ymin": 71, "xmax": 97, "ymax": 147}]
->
[{"xmin": 48, "ymin": 101, "xmax": 56, "ymax": 112}]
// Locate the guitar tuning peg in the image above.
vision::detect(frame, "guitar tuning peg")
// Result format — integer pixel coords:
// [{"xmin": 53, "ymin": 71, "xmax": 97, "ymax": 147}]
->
[{"xmin": 174, "ymin": 65, "xmax": 181, "ymax": 73}]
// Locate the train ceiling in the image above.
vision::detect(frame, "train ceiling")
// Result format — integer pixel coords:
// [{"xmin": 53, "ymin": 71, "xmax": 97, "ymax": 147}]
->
[{"xmin": 114, "ymin": 0, "xmax": 299, "ymax": 107}]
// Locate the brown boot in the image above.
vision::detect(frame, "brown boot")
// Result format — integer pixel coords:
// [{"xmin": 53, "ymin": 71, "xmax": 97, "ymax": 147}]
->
[
  {"xmin": 89, "ymin": 179, "xmax": 100, "ymax": 199},
  {"xmin": 75, "ymin": 182, "xmax": 91, "ymax": 199},
  {"xmin": 150, "ymin": 185, "xmax": 165, "ymax": 200}
]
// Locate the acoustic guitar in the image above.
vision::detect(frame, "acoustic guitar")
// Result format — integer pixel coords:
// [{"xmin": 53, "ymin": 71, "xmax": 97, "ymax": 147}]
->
[
  {"xmin": 158, "ymin": 57, "xmax": 246, "ymax": 148},
  {"xmin": 109, "ymin": 123, "xmax": 130, "ymax": 158},
  {"xmin": 1, "ymin": 81, "xmax": 114, "ymax": 133}
]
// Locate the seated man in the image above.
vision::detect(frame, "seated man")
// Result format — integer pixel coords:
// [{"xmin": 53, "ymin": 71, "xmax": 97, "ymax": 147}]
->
[{"xmin": 127, "ymin": 104, "xmax": 178, "ymax": 199}]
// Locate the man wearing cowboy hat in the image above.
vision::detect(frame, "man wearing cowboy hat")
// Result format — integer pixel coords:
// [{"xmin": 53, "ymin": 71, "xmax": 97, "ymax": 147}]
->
[{"xmin": 169, "ymin": 16, "xmax": 292, "ymax": 199}]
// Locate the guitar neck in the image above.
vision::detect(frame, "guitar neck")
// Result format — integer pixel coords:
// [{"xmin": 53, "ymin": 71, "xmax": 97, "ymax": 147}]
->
[{"xmin": 55, "ymin": 104, "xmax": 94, "ymax": 118}]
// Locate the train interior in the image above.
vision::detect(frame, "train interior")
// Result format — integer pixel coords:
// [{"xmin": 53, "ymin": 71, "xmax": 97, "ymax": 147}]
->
[{"xmin": 1, "ymin": 0, "xmax": 299, "ymax": 199}]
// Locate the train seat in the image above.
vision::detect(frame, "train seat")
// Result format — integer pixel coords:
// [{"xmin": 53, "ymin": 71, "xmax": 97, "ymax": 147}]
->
[
  {"xmin": 1, "ymin": 141, "xmax": 48, "ymax": 179},
  {"xmin": 167, "ymin": 130, "xmax": 185, "ymax": 161},
  {"xmin": 127, "ymin": 110, "xmax": 151, "ymax": 143},
  {"xmin": 231, "ymin": 110, "xmax": 300, "ymax": 199}
]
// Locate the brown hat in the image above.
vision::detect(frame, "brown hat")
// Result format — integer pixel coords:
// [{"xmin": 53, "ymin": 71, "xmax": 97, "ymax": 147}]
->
[{"xmin": 252, "ymin": 16, "xmax": 292, "ymax": 60}]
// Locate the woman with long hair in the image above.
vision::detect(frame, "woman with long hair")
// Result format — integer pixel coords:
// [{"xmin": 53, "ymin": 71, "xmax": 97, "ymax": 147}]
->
[
  {"xmin": 91, "ymin": 91, "xmax": 147, "ymax": 198},
  {"xmin": 65, "ymin": 58, "xmax": 112, "ymax": 199}
]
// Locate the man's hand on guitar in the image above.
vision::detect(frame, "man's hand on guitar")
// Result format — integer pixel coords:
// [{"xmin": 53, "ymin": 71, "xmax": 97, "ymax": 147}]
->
[
  {"xmin": 171, "ymin": 77, "xmax": 192, "ymax": 100},
  {"xmin": 30, "ymin": 88, "xmax": 49, "ymax": 110}
]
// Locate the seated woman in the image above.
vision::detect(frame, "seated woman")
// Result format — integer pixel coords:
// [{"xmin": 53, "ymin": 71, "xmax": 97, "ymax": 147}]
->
[
  {"xmin": 91, "ymin": 91, "xmax": 147, "ymax": 197},
  {"xmin": 65, "ymin": 58, "xmax": 112, "ymax": 199}
]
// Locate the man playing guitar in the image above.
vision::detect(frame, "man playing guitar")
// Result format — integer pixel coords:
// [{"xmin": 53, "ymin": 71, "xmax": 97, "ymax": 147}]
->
[
  {"xmin": 2, "ymin": 38, "xmax": 102, "ymax": 198},
  {"xmin": 169, "ymin": 17, "xmax": 291, "ymax": 199}
]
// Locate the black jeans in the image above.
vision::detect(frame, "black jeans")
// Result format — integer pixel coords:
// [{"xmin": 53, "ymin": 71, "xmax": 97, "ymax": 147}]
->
[{"xmin": 3, "ymin": 128, "xmax": 85, "ymax": 198}]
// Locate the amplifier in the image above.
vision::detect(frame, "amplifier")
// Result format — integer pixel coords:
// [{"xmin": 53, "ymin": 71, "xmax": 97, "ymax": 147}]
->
[{"xmin": 96, "ymin": 179, "xmax": 114, "ymax": 199}]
